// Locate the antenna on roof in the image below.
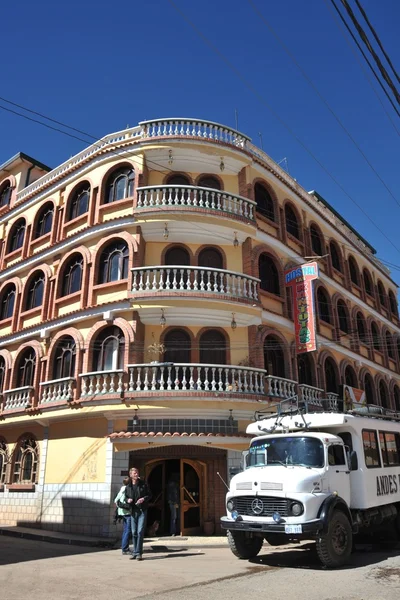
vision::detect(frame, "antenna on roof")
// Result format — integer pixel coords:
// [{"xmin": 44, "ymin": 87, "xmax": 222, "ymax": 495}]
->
[
  {"xmin": 277, "ymin": 157, "xmax": 289, "ymax": 174},
  {"xmin": 234, "ymin": 109, "xmax": 239, "ymax": 131},
  {"xmin": 258, "ymin": 132, "xmax": 264, "ymax": 150}
]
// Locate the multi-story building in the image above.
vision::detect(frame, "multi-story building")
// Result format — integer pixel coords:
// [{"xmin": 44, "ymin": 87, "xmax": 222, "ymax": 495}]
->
[{"xmin": 0, "ymin": 119, "xmax": 399, "ymax": 537}]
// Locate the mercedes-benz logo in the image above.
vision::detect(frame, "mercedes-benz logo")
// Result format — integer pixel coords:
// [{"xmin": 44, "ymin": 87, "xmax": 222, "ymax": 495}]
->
[{"xmin": 251, "ymin": 498, "xmax": 264, "ymax": 515}]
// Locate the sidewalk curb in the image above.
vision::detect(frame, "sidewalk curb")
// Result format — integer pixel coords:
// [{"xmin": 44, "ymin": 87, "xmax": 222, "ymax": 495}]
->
[{"xmin": 0, "ymin": 527, "xmax": 115, "ymax": 548}]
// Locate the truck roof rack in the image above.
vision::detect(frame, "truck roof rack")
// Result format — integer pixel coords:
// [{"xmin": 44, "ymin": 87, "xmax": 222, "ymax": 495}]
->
[{"xmin": 254, "ymin": 396, "xmax": 400, "ymax": 423}]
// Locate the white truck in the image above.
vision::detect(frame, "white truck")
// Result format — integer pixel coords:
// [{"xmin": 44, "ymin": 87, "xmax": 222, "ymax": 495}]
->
[{"xmin": 221, "ymin": 400, "xmax": 400, "ymax": 567}]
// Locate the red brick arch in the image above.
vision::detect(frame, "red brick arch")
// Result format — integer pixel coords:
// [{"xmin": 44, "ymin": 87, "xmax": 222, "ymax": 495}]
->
[
  {"xmin": 160, "ymin": 326, "xmax": 196, "ymax": 363},
  {"xmin": 83, "ymin": 317, "xmax": 136, "ymax": 373},
  {"xmin": 19, "ymin": 264, "xmax": 53, "ymax": 325},
  {"xmin": 161, "ymin": 243, "xmax": 194, "ymax": 266},
  {"xmin": 162, "ymin": 171, "xmax": 193, "ymax": 185},
  {"xmin": 55, "ymin": 245, "xmax": 92, "ymax": 300},
  {"xmin": 194, "ymin": 245, "xmax": 227, "ymax": 269},
  {"xmin": 45, "ymin": 327, "xmax": 85, "ymax": 381},
  {"xmin": 99, "ymin": 160, "xmax": 139, "ymax": 206},
  {"xmin": 283, "ymin": 199, "xmax": 303, "ymax": 241},
  {"xmin": 10, "ymin": 340, "xmax": 44, "ymax": 392},
  {"xmin": 195, "ymin": 172, "xmax": 224, "ymax": 190},
  {"xmin": 317, "ymin": 350, "xmax": 340, "ymax": 393},
  {"xmin": 195, "ymin": 326, "xmax": 231, "ymax": 365},
  {"xmin": 251, "ymin": 177, "xmax": 280, "ymax": 224}
]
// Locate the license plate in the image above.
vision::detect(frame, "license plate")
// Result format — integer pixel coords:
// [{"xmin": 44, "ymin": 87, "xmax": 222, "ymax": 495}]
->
[{"xmin": 284, "ymin": 524, "xmax": 302, "ymax": 534}]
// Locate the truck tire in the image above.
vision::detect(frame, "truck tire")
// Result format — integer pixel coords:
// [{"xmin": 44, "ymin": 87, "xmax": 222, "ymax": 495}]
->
[
  {"xmin": 264, "ymin": 534, "xmax": 288, "ymax": 546},
  {"xmin": 227, "ymin": 530, "xmax": 263, "ymax": 559},
  {"xmin": 316, "ymin": 510, "xmax": 352, "ymax": 568}
]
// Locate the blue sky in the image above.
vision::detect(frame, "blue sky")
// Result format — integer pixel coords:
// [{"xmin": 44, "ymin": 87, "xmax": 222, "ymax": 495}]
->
[{"xmin": 1, "ymin": 0, "xmax": 399, "ymax": 285}]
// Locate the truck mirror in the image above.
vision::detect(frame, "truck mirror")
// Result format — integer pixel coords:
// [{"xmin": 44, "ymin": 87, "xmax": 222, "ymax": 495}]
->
[
  {"xmin": 241, "ymin": 450, "xmax": 249, "ymax": 470},
  {"xmin": 349, "ymin": 450, "xmax": 358, "ymax": 471}
]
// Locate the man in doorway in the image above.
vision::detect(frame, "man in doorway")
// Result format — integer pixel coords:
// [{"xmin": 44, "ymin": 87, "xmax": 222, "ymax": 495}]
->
[
  {"xmin": 124, "ymin": 467, "xmax": 152, "ymax": 561},
  {"xmin": 167, "ymin": 473, "xmax": 180, "ymax": 536}
]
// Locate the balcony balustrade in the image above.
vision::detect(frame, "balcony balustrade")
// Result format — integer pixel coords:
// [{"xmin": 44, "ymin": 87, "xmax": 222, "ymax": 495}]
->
[
  {"xmin": 3, "ymin": 386, "xmax": 34, "ymax": 410},
  {"xmin": 79, "ymin": 370, "xmax": 124, "ymax": 397},
  {"xmin": 136, "ymin": 185, "xmax": 256, "ymax": 221},
  {"xmin": 265, "ymin": 375, "xmax": 297, "ymax": 399},
  {"xmin": 40, "ymin": 377, "xmax": 75, "ymax": 404},
  {"xmin": 298, "ymin": 383, "xmax": 324, "ymax": 405},
  {"xmin": 127, "ymin": 363, "xmax": 266, "ymax": 396},
  {"xmin": 139, "ymin": 118, "xmax": 250, "ymax": 148},
  {"xmin": 131, "ymin": 266, "xmax": 259, "ymax": 302}
]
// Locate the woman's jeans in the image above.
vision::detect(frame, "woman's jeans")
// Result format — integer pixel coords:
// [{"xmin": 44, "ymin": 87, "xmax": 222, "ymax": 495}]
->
[
  {"xmin": 121, "ymin": 515, "xmax": 131, "ymax": 552},
  {"xmin": 131, "ymin": 510, "xmax": 147, "ymax": 557}
]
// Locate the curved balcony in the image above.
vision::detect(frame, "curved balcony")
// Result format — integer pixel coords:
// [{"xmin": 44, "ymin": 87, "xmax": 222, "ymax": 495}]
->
[
  {"xmin": 140, "ymin": 118, "xmax": 250, "ymax": 148},
  {"xmin": 127, "ymin": 363, "xmax": 266, "ymax": 397},
  {"xmin": 131, "ymin": 266, "xmax": 259, "ymax": 303},
  {"xmin": 136, "ymin": 185, "xmax": 256, "ymax": 222}
]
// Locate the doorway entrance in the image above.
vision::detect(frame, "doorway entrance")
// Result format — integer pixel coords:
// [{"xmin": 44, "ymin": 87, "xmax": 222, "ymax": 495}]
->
[{"xmin": 145, "ymin": 458, "xmax": 206, "ymax": 536}]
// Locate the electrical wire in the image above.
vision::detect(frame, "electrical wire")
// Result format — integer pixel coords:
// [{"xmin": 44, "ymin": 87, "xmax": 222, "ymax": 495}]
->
[{"xmin": 247, "ymin": 0, "xmax": 400, "ymax": 212}]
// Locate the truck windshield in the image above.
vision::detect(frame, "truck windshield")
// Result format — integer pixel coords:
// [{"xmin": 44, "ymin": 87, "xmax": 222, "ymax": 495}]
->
[{"xmin": 247, "ymin": 436, "xmax": 324, "ymax": 469}]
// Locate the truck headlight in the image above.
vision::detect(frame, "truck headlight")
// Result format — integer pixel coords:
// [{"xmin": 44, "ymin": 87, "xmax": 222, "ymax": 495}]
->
[
  {"xmin": 227, "ymin": 499, "xmax": 235, "ymax": 512},
  {"xmin": 290, "ymin": 502, "xmax": 304, "ymax": 516}
]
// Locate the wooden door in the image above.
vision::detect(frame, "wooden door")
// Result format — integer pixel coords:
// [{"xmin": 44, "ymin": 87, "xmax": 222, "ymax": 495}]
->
[
  {"xmin": 180, "ymin": 459, "xmax": 206, "ymax": 535},
  {"xmin": 145, "ymin": 460, "xmax": 166, "ymax": 534}
]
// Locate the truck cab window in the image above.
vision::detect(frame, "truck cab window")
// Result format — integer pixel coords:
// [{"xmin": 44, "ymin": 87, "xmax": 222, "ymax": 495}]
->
[
  {"xmin": 337, "ymin": 432, "xmax": 353, "ymax": 451},
  {"xmin": 328, "ymin": 445, "xmax": 346, "ymax": 466}
]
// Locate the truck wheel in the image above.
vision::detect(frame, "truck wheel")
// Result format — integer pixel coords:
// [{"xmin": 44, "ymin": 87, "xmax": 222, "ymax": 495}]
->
[
  {"xmin": 264, "ymin": 534, "xmax": 287, "ymax": 546},
  {"xmin": 316, "ymin": 510, "xmax": 352, "ymax": 568},
  {"xmin": 227, "ymin": 530, "xmax": 263, "ymax": 559}
]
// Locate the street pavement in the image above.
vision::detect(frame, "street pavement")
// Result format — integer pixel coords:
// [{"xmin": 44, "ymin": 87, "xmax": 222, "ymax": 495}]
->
[{"xmin": 1, "ymin": 535, "xmax": 400, "ymax": 600}]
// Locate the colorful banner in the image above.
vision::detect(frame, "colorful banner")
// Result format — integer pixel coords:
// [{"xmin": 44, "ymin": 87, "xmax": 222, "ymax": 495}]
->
[{"xmin": 284, "ymin": 262, "xmax": 319, "ymax": 354}]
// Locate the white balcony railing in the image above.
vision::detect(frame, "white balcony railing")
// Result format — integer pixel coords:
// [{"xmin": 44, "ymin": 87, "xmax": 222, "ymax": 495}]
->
[
  {"xmin": 131, "ymin": 266, "xmax": 259, "ymax": 301},
  {"xmin": 40, "ymin": 377, "xmax": 75, "ymax": 403},
  {"xmin": 79, "ymin": 370, "xmax": 124, "ymax": 396},
  {"xmin": 325, "ymin": 392, "xmax": 340, "ymax": 410},
  {"xmin": 139, "ymin": 118, "xmax": 250, "ymax": 147},
  {"xmin": 298, "ymin": 384, "xmax": 324, "ymax": 405},
  {"xmin": 127, "ymin": 363, "xmax": 266, "ymax": 395},
  {"xmin": 265, "ymin": 375, "xmax": 297, "ymax": 399},
  {"xmin": 3, "ymin": 386, "xmax": 34, "ymax": 410},
  {"xmin": 136, "ymin": 185, "xmax": 256, "ymax": 220}
]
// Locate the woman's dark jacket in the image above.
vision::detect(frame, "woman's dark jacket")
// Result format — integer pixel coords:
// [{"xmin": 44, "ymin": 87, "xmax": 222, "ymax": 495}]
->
[{"xmin": 120, "ymin": 479, "xmax": 152, "ymax": 512}]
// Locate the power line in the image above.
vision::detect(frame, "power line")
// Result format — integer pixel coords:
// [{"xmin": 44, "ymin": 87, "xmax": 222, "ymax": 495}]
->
[
  {"xmin": 166, "ymin": 0, "xmax": 400, "ymax": 260},
  {"xmin": 247, "ymin": 0, "xmax": 400, "ymax": 213},
  {"xmin": 327, "ymin": 0, "xmax": 400, "ymax": 119},
  {"xmin": 354, "ymin": 0, "xmax": 400, "ymax": 84},
  {"xmin": 339, "ymin": 0, "xmax": 400, "ymax": 105}
]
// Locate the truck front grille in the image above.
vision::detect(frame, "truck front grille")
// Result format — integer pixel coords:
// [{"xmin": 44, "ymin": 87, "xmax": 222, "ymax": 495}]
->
[{"xmin": 233, "ymin": 496, "xmax": 290, "ymax": 517}]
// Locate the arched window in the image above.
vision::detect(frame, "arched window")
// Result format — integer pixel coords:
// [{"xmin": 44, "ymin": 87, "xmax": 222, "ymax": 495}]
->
[
  {"xmin": 34, "ymin": 202, "xmax": 53, "ymax": 239},
  {"xmin": 166, "ymin": 174, "xmax": 191, "ymax": 186},
  {"xmin": 197, "ymin": 175, "xmax": 221, "ymax": 190},
  {"xmin": 254, "ymin": 183, "xmax": 275, "ymax": 222},
  {"xmin": 93, "ymin": 326, "xmax": 125, "ymax": 371},
  {"xmin": 363, "ymin": 269, "xmax": 373, "ymax": 296},
  {"xmin": 0, "ymin": 356, "xmax": 5, "ymax": 393},
  {"xmin": 98, "ymin": 242, "xmax": 128, "ymax": 283},
  {"xmin": 18, "ymin": 348, "xmax": 36, "ymax": 387},
  {"xmin": 324, "ymin": 357, "xmax": 338, "ymax": 394},
  {"xmin": 371, "ymin": 322, "xmax": 380, "ymax": 351},
  {"xmin": 317, "ymin": 288, "xmax": 331, "ymax": 324},
  {"xmin": 348, "ymin": 256, "xmax": 359, "ymax": 286},
  {"xmin": 310, "ymin": 225, "xmax": 323, "ymax": 256},
  {"xmin": 258, "ymin": 254, "xmax": 280, "ymax": 295},
  {"xmin": 264, "ymin": 335, "xmax": 285, "ymax": 378},
  {"xmin": 394, "ymin": 385, "xmax": 400, "ymax": 411},
  {"xmin": 337, "ymin": 300, "xmax": 349, "ymax": 333},
  {"xmin": 105, "ymin": 167, "xmax": 135, "ymax": 204},
  {"xmin": 297, "ymin": 353, "xmax": 314, "ymax": 386},
  {"xmin": 379, "ymin": 380, "xmax": 389, "ymax": 409},
  {"xmin": 8, "ymin": 218, "xmax": 25, "ymax": 253},
  {"xmin": 61, "ymin": 255, "xmax": 83, "ymax": 296},
  {"xmin": 164, "ymin": 329, "xmax": 191, "ymax": 363},
  {"xmin": 200, "ymin": 330, "xmax": 227, "ymax": 365},
  {"xmin": 12, "ymin": 436, "xmax": 39, "ymax": 484},
  {"xmin": 25, "ymin": 272, "xmax": 44, "ymax": 311},
  {"xmin": 198, "ymin": 247, "xmax": 223, "ymax": 269},
  {"xmin": 68, "ymin": 184, "xmax": 90, "ymax": 221},
  {"xmin": 389, "ymin": 291, "xmax": 398, "ymax": 317},
  {"xmin": 356, "ymin": 312, "xmax": 367, "ymax": 343},
  {"xmin": 0, "ymin": 284, "xmax": 16, "ymax": 320},
  {"xmin": 285, "ymin": 204, "xmax": 300, "ymax": 239},
  {"xmin": 386, "ymin": 331, "xmax": 395, "ymax": 360},
  {"xmin": 53, "ymin": 336, "xmax": 76, "ymax": 379},
  {"xmin": 164, "ymin": 246, "xmax": 190, "ymax": 287},
  {"xmin": 364, "ymin": 373, "xmax": 375, "ymax": 404},
  {"xmin": 0, "ymin": 183, "xmax": 11, "ymax": 208},
  {"xmin": 0, "ymin": 439, "xmax": 7, "ymax": 484},
  {"xmin": 344, "ymin": 365, "xmax": 357, "ymax": 387},
  {"xmin": 377, "ymin": 281, "xmax": 387, "ymax": 308},
  {"xmin": 330, "ymin": 241, "xmax": 342, "ymax": 272}
]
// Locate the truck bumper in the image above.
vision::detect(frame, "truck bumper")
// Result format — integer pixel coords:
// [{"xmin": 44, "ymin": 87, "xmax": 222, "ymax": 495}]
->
[{"xmin": 220, "ymin": 516, "xmax": 323, "ymax": 536}]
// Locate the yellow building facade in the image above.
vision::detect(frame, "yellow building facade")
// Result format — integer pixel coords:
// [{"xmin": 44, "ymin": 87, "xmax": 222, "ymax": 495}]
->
[{"xmin": 0, "ymin": 119, "xmax": 399, "ymax": 537}]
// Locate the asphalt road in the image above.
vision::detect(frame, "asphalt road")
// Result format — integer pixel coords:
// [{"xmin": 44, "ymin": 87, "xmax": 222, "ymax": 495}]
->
[{"xmin": 1, "ymin": 536, "xmax": 400, "ymax": 600}]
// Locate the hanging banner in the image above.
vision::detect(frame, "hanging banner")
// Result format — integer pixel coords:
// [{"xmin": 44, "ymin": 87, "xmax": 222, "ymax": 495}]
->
[
  {"xmin": 284, "ymin": 262, "xmax": 319, "ymax": 354},
  {"xmin": 341, "ymin": 384, "xmax": 366, "ymax": 411}
]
